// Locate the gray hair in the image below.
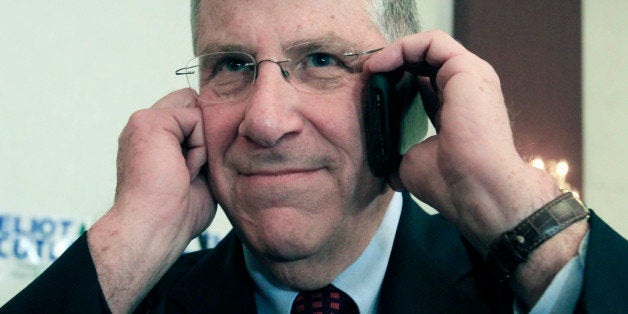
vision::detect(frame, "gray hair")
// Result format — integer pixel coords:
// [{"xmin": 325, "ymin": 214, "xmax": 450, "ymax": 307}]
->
[
  {"xmin": 190, "ymin": 0, "xmax": 421, "ymax": 53},
  {"xmin": 365, "ymin": 0, "xmax": 421, "ymax": 42}
]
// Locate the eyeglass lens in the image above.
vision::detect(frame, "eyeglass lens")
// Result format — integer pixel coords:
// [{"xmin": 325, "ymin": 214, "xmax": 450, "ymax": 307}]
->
[{"xmin": 182, "ymin": 43, "xmax": 376, "ymax": 104}]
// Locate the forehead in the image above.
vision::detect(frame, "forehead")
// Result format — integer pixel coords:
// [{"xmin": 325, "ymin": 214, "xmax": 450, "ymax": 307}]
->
[{"xmin": 196, "ymin": 0, "xmax": 385, "ymax": 53}]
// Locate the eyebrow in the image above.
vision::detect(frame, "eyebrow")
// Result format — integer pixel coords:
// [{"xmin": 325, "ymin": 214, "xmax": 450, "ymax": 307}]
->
[
  {"xmin": 198, "ymin": 34, "xmax": 362, "ymax": 56},
  {"xmin": 285, "ymin": 35, "xmax": 357, "ymax": 52},
  {"xmin": 199, "ymin": 43, "xmax": 256, "ymax": 56}
]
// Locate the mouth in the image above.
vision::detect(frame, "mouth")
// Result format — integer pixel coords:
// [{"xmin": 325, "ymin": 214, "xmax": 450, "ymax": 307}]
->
[
  {"xmin": 239, "ymin": 167, "xmax": 325, "ymax": 185},
  {"xmin": 242, "ymin": 167, "xmax": 320, "ymax": 175}
]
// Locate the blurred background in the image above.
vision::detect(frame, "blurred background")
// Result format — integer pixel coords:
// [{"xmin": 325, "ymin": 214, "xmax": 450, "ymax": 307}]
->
[{"xmin": 1, "ymin": 1, "xmax": 626, "ymax": 305}]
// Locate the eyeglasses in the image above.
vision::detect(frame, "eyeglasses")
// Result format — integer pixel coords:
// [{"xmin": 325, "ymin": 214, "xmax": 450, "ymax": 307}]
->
[{"xmin": 176, "ymin": 42, "xmax": 383, "ymax": 104}]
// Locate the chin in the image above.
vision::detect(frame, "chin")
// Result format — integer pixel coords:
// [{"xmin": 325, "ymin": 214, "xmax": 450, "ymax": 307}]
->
[
  {"xmin": 243, "ymin": 231, "xmax": 323, "ymax": 264},
  {"xmin": 259, "ymin": 244, "xmax": 313, "ymax": 263},
  {"xmin": 236, "ymin": 208, "xmax": 335, "ymax": 263}
]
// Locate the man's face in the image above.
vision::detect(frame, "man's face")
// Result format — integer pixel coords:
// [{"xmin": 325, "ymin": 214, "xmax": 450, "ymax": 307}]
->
[{"xmin": 197, "ymin": 0, "xmax": 392, "ymax": 264}]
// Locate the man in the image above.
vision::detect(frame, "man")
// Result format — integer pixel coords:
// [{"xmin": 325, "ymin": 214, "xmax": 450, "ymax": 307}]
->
[{"xmin": 2, "ymin": 0, "xmax": 626, "ymax": 313}]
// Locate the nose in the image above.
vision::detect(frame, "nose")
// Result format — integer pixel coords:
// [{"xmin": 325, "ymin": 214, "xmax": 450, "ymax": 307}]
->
[{"xmin": 238, "ymin": 62, "xmax": 304, "ymax": 147}]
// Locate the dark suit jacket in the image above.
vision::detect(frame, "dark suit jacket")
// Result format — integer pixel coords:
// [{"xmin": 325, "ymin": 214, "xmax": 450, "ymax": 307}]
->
[{"xmin": 2, "ymin": 193, "xmax": 627, "ymax": 313}]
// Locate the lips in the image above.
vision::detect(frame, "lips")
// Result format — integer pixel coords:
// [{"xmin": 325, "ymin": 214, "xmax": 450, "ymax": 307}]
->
[
  {"xmin": 239, "ymin": 167, "xmax": 324, "ymax": 185},
  {"xmin": 228, "ymin": 147, "xmax": 333, "ymax": 176},
  {"xmin": 240, "ymin": 167, "xmax": 321, "ymax": 177},
  {"xmin": 225, "ymin": 143, "xmax": 336, "ymax": 188}
]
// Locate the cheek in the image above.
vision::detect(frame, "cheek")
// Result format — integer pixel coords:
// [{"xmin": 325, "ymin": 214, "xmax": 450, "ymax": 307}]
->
[
  {"xmin": 311, "ymin": 90, "xmax": 366, "ymax": 168},
  {"xmin": 201, "ymin": 105, "xmax": 239, "ymax": 148},
  {"xmin": 200, "ymin": 104, "xmax": 242, "ymax": 176},
  {"xmin": 200, "ymin": 105, "xmax": 244, "ymax": 206}
]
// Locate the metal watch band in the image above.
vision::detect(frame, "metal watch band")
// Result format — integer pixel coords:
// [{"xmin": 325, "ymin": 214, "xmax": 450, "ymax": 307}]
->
[{"xmin": 484, "ymin": 191, "xmax": 590, "ymax": 282}]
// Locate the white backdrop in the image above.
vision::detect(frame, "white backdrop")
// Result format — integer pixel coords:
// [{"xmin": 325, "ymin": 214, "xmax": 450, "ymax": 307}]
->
[
  {"xmin": 582, "ymin": 0, "xmax": 628, "ymax": 241},
  {"xmin": 0, "ymin": 2, "xmax": 204, "ymax": 304},
  {"xmin": 2, "ymin": 0, "xmax": 626, "ymax": 306}
]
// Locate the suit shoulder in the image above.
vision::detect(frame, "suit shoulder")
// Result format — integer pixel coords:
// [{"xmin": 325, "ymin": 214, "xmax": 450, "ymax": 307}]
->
[{"xmin": 136, "ymin": 232, "xmax": 239, "ymax": 311}]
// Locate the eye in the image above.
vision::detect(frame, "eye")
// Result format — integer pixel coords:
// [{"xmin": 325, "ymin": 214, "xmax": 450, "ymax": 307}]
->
[
  {"xmin": 198, "ymin": 53, "xmax": 254, "ymax": 79},
  {"xmin": 214, "ymin": 56, "xmax": 254, "ymax": 73},
  {"xmin": 197, "ymin": 53, "xmax": 256, "ymax": 92},
  {"xmin": 303, "ymin": 52, "xmax": 342, "ymax": 68}
]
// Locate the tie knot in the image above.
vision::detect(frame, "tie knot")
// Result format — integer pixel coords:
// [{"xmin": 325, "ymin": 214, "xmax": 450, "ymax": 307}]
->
[{"xmin": 291, "ymin": 284, "xmax": 359, "ymax": 314}]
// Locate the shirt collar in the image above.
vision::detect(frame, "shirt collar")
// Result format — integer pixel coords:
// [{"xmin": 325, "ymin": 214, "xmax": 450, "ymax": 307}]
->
[{"xmin": 243, "ymin": 191, "xmax": 403, "ymax": 314}]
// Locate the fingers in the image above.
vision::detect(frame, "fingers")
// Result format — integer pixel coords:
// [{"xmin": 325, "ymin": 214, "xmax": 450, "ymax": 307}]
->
[
  {"xmin": 363, "ymin": 30, "xmax": 467, "ymax": 75},
  {"xmin": 152, "ymin": 89, "xmax": 207, "ymax": 181},
  {"xmin": 122, "ymin": 93, "xmax": 203, "ymax": 147},
  {"xmin": 363, "ymin": 30, "xmax": 500, "ymax": 94},
  {"xmin": 363, "ymin": 30, "xmax": 501, "ymax": 135},
  {"xmin": 364, "ymin": 31, "xmax": 508, "ymax": 138},
  {"xmin": 150, "ymin": 89, "xmax": 207, "ymax": 176},
  {"xmin": 116, "ymin": 89, "xmax": 207, "ymax": 199}
]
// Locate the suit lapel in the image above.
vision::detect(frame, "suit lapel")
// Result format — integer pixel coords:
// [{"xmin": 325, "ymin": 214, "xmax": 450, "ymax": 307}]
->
[
  {"xmin": 167, "ymin": 232, "xmax": 257, "ymax": 313},
  {"xmin": 378, "ymin": 193, "xmax": 500, "ymax": 313}
]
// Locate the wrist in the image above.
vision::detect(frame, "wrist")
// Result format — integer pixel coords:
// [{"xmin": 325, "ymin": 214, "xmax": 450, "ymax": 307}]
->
[
  {"xmin": 87, "ymin": 207, "xmax": 192, "ymax": 312},
  {"xmin": 112, "ymin": 193, "xmax": 202, "ymax": 241},
  {"xmin": 484, "ymin": 191, "xmax": 590, "ymax": 281},
  {"xmin": 455, "ymin": 162, "xmax": 563, "ymax": 250},
  {"xmin": 512, "ymin": 220, "xmax": 589, "ymax": 307},
  {"xmin": 493, "ymin": 163, "xmax": 563, "ymax": 228}
]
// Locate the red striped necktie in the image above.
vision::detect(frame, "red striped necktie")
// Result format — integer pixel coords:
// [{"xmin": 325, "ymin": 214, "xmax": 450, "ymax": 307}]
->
[{"xmin": 290, "ymin": 284, "xmax": 359, "ymax": 314}]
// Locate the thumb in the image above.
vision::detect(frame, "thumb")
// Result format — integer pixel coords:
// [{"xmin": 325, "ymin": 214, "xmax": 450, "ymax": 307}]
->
[{"xmin": 398, "ymin": 135, "xmax": 450, "ymax": 210}]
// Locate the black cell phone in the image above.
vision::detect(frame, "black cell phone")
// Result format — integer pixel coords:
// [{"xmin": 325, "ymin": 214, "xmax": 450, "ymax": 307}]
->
[{"xmin": 364, "ymin": 72, "xmax": 429, "ymax": 177}]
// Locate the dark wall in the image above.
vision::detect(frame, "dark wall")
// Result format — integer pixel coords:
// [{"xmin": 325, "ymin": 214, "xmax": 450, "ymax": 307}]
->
[{"xmin": 454, "ymin": 1, "xmax": 582, "ymax": 192}]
